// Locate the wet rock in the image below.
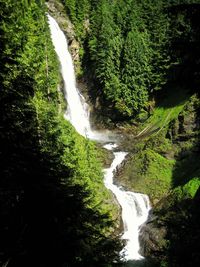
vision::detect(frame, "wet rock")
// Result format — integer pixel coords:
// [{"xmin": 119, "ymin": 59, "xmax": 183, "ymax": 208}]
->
[
  {"xmin": 46, "ymin": 0, "xmax": 80, "ymax": 65},
  {"xmin": 139, "ymin": 214, "xmax": 167, "ymax": 260},
  {"xmin": 70, "ymin": 39, "xmax": 80, "ymax": 61}
]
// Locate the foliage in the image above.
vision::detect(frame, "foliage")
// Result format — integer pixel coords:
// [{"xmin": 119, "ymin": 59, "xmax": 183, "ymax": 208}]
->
[
  {"xmin": 152, "ymin": 176, "xmax": 200, "ymax": 267},
  {"xmin": 63, "ymin": 0, "xmax": 200, "ymax": 121},
  {"xmin": 173, "ymin": 177, "xmax": 200, "ymax": 199},
  {"xmin": 0, "ymin": 1, "xmax": 122, "ymax": 266},
  {"xmin": 62, "ymin": 0, "xmax": 91, "ymax": 41},
  {"xmin": 139, "ymin": 92, "xmax": 200, "ymax": 266},
  {"xmin": 137, "ymin": 86, "xmax": 190, "ymax": 137},
  {"xmin": 87, "ymin": 0, "xmax": 153, "ymax": 117},
  {"xmin": 119, "ymin": 145, "xmax": 175, "ymax": 200}
]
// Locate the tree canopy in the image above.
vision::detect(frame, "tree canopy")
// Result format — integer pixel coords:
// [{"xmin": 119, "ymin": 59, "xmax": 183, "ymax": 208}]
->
[
  {"xmin": 0, "ymin": 1, "xmax": 122, "ymax": 266},
  {"xmin": 63, "ymin": 0, "xmax": 200, "ymax": 119}
]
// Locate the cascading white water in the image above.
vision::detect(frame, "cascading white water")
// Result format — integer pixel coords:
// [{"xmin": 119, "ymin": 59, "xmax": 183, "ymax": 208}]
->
[
  {"xmin": 104, "ymin": 144, "xmax": 151, "ymax": 260},
  {"xmin": 47, "ymin": 14, "xmax": 91, "ymax": 137},
  {"xmin": 48, "ymin": 14, "xmax": 151, "ymax": 261}
]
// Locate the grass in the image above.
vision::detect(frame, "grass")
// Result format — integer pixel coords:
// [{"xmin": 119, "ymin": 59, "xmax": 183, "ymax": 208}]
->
[
  {"xmin": 137, "ymin": 86, "xmax": 190, "ymax": 137},
  {"xmin": 182, "ymin": 177, "xmax": 200, "ymax": 198},
  {"xmin": 118, "ymin": 87, "xmax": 196, "ymax": 202}
]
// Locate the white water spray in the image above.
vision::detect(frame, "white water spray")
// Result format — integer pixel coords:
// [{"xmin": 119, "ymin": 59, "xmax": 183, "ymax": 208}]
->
[{"xmin": 48, "ymin": 14, "xmax": 151, "ymax": 261}]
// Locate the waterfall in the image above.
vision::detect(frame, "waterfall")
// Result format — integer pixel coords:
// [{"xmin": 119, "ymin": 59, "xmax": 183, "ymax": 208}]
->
[
  {"xmin": 48, "ymin": 14, "xmax": 151, "ymax": 261},
  {"xmin": 47, "ymin": 14, "xmax": 91, "ymax": 137},
  {"xmin": 103, "ymin": 144, "xmax": 151, "ymax": 260}
]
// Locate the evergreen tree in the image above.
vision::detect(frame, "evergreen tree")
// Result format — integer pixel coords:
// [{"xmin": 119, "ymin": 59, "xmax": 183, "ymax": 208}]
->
[{"xmin": 0, "ymin": 1, "xmax": 122, "ymax": 266}]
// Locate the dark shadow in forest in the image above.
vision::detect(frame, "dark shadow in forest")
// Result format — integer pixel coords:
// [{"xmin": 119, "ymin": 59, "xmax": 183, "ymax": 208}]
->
[
  {"xmin": 121, "ymin": 258, "xmax": 158, "ymax": 267},
  {"xmin": 171, "ymin": 101, "xmax": 200, "ymax": 187},
  {"xmin": 154, "ymin": 4, "xmax": 200, "ymax": 109}
]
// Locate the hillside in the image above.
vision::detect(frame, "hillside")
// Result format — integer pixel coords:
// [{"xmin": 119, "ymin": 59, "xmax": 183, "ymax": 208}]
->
[
  {"xmin": 60, "ymin": 0, "xmax": 200, "ymax": 266},
  {"xmin": 1, "ymin": 0, "xmax": 200, "ymax": 267},
  {"xmin": 0, "ymin": 1, "xmax": 122, "ymax": 266}
]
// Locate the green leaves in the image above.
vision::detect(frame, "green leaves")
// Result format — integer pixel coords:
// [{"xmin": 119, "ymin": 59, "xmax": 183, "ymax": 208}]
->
[
  {"xmin": 1, "ymin": 1, "xmax": 122, "ymax": 266},
  {"xmin": 85, "ymin": 0, "xmax": 172, "ymax": 118},
  {"xmin": 63, "ymin": 0, "xmax": 91, "ymax": 41}
]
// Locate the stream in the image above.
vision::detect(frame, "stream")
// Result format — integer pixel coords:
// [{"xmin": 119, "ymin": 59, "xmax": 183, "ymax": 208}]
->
[{"xmin": 48, "ymin": 14, "xmax": 151, "ymax": 263}]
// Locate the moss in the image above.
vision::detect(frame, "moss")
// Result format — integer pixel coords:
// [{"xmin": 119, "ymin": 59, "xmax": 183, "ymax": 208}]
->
[
  {"xmin": 118, "ymin": 91, "xmax": 200, "ymax": 205},
  {"xmin": 172, "ymin": 178, "xmax": 200, "ymax": 202},
  {"xmin": 182, "ymin": 178, "xmax": 200, "ymax": 198},
  {"xmin": 118, "ymin": 147, "xmax": 175, "ymax": 201}
]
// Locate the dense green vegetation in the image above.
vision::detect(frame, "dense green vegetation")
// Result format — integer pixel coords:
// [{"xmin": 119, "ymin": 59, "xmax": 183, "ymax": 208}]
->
[
  {"xmin": 1, "ymin": 0, "xmax": 200, "ymax": 266},
  {"xmin": 56, "ymin": 1, "xmax": 200, "ymax": 265},
  {"xmin": 117, "ymin": 90, "xmax": 199, "ymax": 201},
  {"xmin": 0, "ymin": 1, "xmax": 122, "ymax": 266},
  {"xmin": 53, "ymin": 1, "xmax": 200, "ymax": 266},
  {"xmin": 132, "ymin": 94, "xmax": 200, "ymax": 266},
  {"xmin": 62, "ymin": 0, "xmax": 200, "ymax": 120}
]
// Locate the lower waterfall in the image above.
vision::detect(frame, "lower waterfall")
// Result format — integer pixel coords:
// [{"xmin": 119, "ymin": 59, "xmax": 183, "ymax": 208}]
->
[{"xmin": 48, "ymin": 14, "xmax": 151, "ymax": 261}]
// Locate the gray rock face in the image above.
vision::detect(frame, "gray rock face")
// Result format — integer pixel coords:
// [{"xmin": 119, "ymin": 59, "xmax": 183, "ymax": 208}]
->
[
  {"xmin": 46, "ymin": 0, "xmax": 80, "ymax": 65},
  {"xmin": 139, "ymin": 212, "xmax": 168, "ymax": 261}
]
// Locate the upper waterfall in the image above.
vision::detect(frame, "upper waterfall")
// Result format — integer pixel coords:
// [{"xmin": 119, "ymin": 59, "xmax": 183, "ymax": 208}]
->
[{"xmin": 47, "ymin": 14, "xmax": 91, "ymax": 137}]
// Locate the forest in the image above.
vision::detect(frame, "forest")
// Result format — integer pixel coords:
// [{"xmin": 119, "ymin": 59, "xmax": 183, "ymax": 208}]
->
[
  {"xmin": 0, "ymin": 1, "xmax": 122, "ymax": 266},
  {"xmin": 62, "ymin": 0, "xmax": 200, "ymax": 120},
  {"xmin": 1, "ymin": 0, "xmax": 200, "ymax": 267}
]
